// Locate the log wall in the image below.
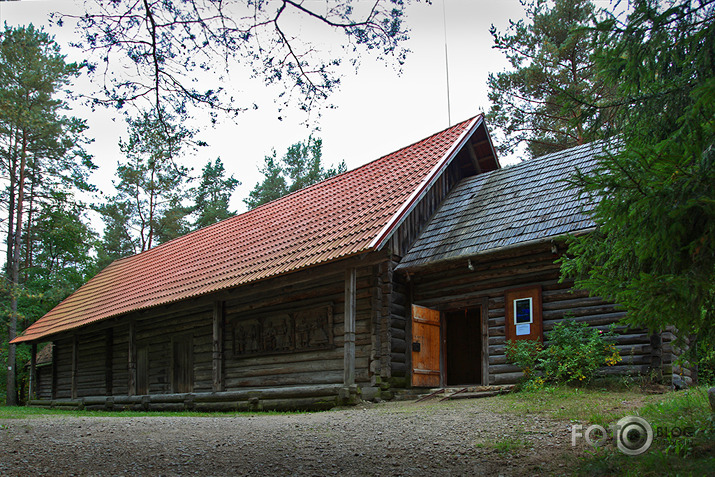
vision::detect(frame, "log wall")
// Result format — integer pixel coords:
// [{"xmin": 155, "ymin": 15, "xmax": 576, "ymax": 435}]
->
[
  {"xmin": 37, "ymin": 254, "xmax": 391, "ymax": 406},
  {"xmin": 403, "ymin": 242, "xmax": 677, "ymax": 386},
  {"xmin": 222, "ymin": 264, "xmax": 375, "ymax": 389},
  {"xmin": 36, "ymin": 365, "xmax": 52, "ymax": 401}
]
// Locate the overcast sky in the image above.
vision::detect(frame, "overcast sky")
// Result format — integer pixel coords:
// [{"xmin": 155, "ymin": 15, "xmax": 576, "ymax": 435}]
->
[{"xmin": 0, "ymin": 0, "xmax": 616, "ymax": 222}]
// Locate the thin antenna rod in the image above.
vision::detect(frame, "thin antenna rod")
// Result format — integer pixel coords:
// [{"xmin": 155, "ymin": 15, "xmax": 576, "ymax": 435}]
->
[{"xmin": 442, "ymin": 0, "xmax": 451, "ymax": 127}]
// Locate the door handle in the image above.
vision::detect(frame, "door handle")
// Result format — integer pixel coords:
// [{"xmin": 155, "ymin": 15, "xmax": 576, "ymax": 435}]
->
[{"xmin": 412, "ymin": 341, "xmax": 421, "ymax": 352}]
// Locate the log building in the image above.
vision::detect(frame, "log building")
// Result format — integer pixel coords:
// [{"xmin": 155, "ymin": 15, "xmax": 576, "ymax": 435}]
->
[{"xmin": 13, "ymin": 116, "xmax": 685, "ymax": 410}]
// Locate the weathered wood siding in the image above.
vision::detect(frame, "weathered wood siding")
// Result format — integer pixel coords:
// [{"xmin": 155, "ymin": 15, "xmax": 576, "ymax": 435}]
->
[
  {"xmin": 404, "ymin": 242, "xmax": 675, "ymax": 385},
  {"xmin": 75, "ymin": 330, "xmax": 108, "ymax": 397},
  {"xmin": 53, "ymin": 337, "xmax": 72, "ymax": 399},
  {"xmin": 222, "ymin": 263, "xmax": 379, "ymax": 388},
  {"xmin": 388, "ymin": 160, "xmax": 467, "ymax": 257},
  {"xmin": 39, "ymin": 254, "xmax": 392, "ymax": 403},
  {"xmin": 369, "ymin": 257, "xmax": 409, "ymax": 385},
  {"xmin": 36, "ymin": 365, "xmax": 52, "ymax": 400},
  {"xmin": 389, "ymin": 260, "xmax": 410, "ymax": 380}
]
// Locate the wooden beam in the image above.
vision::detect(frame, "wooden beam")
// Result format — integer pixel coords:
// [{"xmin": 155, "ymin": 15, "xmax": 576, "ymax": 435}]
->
[
  {"xmin": 481, "ymin": 298, "xmax": 490, "ymax": 386},
  {"xmin": 466, "ymin": 141, "xmax": 483, "ymax": 174},
  {"xmin": 29, "ymin": 342, "xmax": 37, "ymax": 400},
  {"xmin": 343, "ymin": 268, "xmax": 356, "ymax": 386},
  {"xmin": 51, "ymin": 341, "xmax": 57, "ymax": 400},
  {"xmin": 212, "ymin": 300, "xmax": 225, "ymax": 392},
  {"xmin": 71, "ymin": 336, "xmax": 78, "ymax": 400},
  {"xmin": 105, "ymin": 329, "xmax": 113, "ymax": 396},
  {"xmin": 128, "ymin": 321, "xmax": 136, "ymax": 396}
]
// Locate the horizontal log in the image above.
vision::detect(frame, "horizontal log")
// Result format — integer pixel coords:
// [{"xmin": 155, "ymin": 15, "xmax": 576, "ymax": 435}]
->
[
  {"xmin": 226, "ymin": 356, "xmax": 361, "ymax": 379},
  {"xmin": 596, "ymin": 364, "xmax": 649, "ymax": 376},
  {"xmin": 488, "ymin": 336, "xmax": 505, "ymax": 346},
  {"xmin": 391, "ymin": 317, "xmax": 406, "ymax": 329},
  {"xmin": 488, "ymin": 308, "xmax": 505, "ymax": 319},
  {"xmin": 541, "ymin": 288, "xmax": 590, "ymax": 301},
  {"xmin": 392, "ymin": 303, "xmax": 406, "ymax": 317},
  {"xmin": 391, "ymin": 338, "xmax": 407, "ymax": 354},
  {"xmin": 543, "ymin": 312, "xmax": 628, "ymax": 330},
  {"xmin": 542, "ymin": 296, "xmax": 608, "ymax": 311},
  {"xmin": 409, "ymin": 245, "xmax": 558, "ymax": 283},
  {"xmin": 543, "ymin": 303, "xmax": 619, "ymax": 320},
  {"xmin": 392, "ymin": 292, "xmax": 407, "ymax": 306},
  {"xmin": 413, "ymin": 264, "xmax": 560, "ymax": 300},
  {"xmin": 226, "ymin": 370, "xmax": 343, "ymax": 388},
  {"xmin": 488, "ymin": 317, "xmax": 505, "ymax": 327},
  {"xmin": 616, "ymin": 344, "xmax": 652, "ymax": 356},
  {"xmin": 490, "ymin": 372, "xmax": 523, "ymax": 385},
  {"xmin": 490, "ymin": 364, "xmax": 522, "ymax": 374},
  {"xmin": 392, "ymin": 362, "xmax": 407, "ymax": 376}
]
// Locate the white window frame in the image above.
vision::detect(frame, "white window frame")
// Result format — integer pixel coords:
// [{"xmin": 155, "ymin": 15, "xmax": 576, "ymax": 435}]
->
[{"xmin": 513, "ymin": 297, "xmax": 534, "ymax": 325}]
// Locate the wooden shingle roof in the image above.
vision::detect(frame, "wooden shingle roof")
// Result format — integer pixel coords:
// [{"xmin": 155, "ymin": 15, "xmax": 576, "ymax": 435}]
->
[
  {"xmin": 396, "ymin": 141, "xmax": 609, "ymax": 271},
  {"xmin": 14, "ymin": 115, "xmax": 493, "ymax": 343}
]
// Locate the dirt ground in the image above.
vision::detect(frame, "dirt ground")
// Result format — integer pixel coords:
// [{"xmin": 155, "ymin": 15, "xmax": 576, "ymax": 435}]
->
[{"xmin": 0, "ymin": 399, "xmax": 586, "ymax": 476}]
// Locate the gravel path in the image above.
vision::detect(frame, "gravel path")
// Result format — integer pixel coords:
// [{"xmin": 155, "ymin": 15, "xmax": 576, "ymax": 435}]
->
[{"xmin": 0, "ymin": 399, "xmax": 583, "ymax": 476}]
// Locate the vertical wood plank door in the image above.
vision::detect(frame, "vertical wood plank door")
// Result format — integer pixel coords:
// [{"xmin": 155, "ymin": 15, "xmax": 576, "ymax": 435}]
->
[
  {"xmin": 173, "ymin": 336, "xmax": 194, "ymax": 393},
  {"xmin": 411, "ymin": 305, "xmax": 441, "ymax": 387},
  {"xmin": 136, "ymin": 346, "xmax": 149, "ymax": 395}
]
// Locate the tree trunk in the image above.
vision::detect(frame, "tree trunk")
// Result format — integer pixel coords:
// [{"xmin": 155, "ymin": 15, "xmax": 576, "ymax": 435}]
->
[
  {"xmin": 6, "ymin": 128, "xmax": 28, "ymax": 406},
  {"xmin": 5, "ymin": 126, "xmax": 18, "ymax": 277}
]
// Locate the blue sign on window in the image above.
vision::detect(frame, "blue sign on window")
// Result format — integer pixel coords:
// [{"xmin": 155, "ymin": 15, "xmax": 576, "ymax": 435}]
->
[{"xmin": 514, "ymin": 298, "xmax": 533, "ymax": 324}]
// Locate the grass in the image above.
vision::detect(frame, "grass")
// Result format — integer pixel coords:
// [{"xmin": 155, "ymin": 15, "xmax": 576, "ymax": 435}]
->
[
  {"xmin": 0, "ymin": 406, "xmax": 302, "ymax": 419},
  {"xmin": 576, "ymin": 387, "xmax": 715, "ymax": 476},
  {"xmin": 488, "ymin": 383, "xmax": 714, "ymax": 476},
  {"xmin": 473, "ymin": 436, "xmax": 532, "ymax": 453},
  {"xmin": 487, "ymin": 383, "xmax": 667, "ymax": 425}
]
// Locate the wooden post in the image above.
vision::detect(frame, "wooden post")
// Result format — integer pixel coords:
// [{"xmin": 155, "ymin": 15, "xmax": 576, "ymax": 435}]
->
[
  {"xmin": 71, "ymin": 336, "xmax": 78, "ymax": 399},
  {"xmin": 650, "ymin": 333, "xmax": 663, "ymax": 383},
  {"xmin": 344, "ymin": 268, "xmax": 356, "ymax": 386},
  {"xmin": 128, "ymin": 321, "xmax": 136, "ymax": 396},
  {"xmin": 105, "ymin": 329, "xmax": 113, "ymax": 396},
  {"xmin": 212, "ymin": 301, "xmax": 225, "ymax": 392},
  {"xmin": 51, "ymin": 342, "xmax": 57, "ymax": 400},
  {"xmin": 29, "ymin": 342, "xmax": 37, "ymax": 400},
  {"xmin": 480, "ymin": 298, "xmax": 490, "ymax": 386}
]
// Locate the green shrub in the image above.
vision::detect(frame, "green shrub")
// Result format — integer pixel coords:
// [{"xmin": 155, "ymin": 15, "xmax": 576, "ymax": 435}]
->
[{"xmin": 506, "ymin": 320, "xmax": 621, "ymax": 387}]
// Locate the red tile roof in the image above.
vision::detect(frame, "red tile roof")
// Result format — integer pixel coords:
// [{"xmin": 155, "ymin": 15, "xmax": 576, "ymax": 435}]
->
[{"xmin": 13, "ymin": 115, "xmax": 484, "ymax": 343}]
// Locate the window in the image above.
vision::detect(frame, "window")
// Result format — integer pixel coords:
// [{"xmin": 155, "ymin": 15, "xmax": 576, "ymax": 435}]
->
[{"xmin": 513, "ymin": 297, "xmax": 533, "ymax": 336}]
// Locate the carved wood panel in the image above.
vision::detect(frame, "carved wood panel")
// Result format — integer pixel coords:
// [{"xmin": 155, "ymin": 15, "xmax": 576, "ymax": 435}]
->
[{"xmin": 231, "ymin": 305, "xmax": 334, "ymax": 357}]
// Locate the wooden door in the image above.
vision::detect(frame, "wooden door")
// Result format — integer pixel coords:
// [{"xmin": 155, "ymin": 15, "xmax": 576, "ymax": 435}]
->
[
  {"xmin": 172, "ymin": 335, "xmax": 194, "ymax": 393},
  {"xmin": 136, "ymin": 345, "xmax": 149, "ymax": 395},
  {"xmin": 445, "ymin": 308, "xmax": 481, "ymax": 385},
  {"xmin": 411, "ymin": 305, "xmax": 441, "ymax": 387}
]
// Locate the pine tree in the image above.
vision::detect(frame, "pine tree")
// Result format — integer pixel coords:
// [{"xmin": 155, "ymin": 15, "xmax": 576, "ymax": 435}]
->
[
  {"xmin": 99, "ymin": 110, "xmax": 192, "ymax": 255},
  {"xmin": 486, "ymin": 0, "xmax": 614, "ymax": 157},
  {"xmin": 0, "ymin": 25, "xmax": 94, "ymax": 405},
  {"xmin": 191, "ymin": 158, "xmax": 240, "ymax": 230},
  {"xmin": 560, "ymin": 0, "xmax": 715, "ymax": 358},
  {"xmin": 245, "ymin": 137, "xmax": 346, "ymax": 210}
]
